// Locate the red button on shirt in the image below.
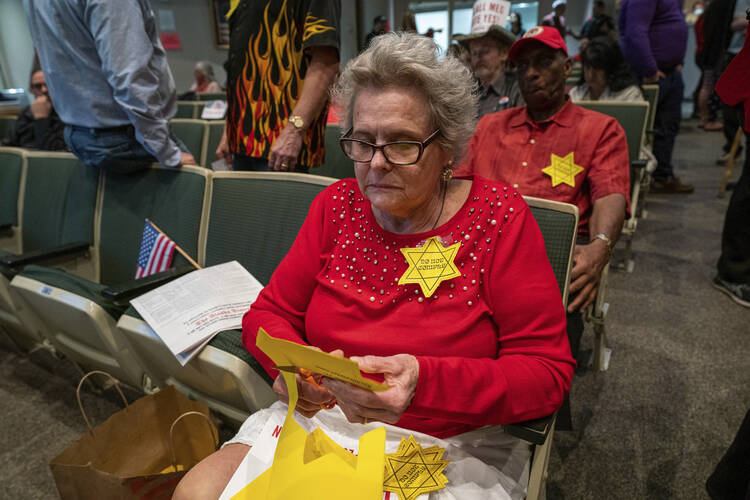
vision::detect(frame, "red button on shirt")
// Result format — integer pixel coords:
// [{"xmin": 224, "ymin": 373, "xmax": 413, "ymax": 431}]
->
[{"xmin": 456, "ymin": 99, "xmax": 630, "ymax": 236}]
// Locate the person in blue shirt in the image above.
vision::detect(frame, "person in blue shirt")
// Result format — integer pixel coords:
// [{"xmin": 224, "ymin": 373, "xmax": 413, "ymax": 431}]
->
[{"xmin": 24, "ymin": 0, "xmax": 196, "ymax": 173}]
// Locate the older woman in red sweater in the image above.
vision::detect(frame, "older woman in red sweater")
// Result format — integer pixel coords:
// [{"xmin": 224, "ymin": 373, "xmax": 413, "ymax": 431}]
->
[{"xmin": 175, "ymin": 32, "xmax": 574, "ymax": 500}]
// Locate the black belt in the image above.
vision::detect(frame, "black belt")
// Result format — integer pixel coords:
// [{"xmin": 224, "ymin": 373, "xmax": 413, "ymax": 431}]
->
[{"xmin": 68, "ymin": 123, "xmax": 133, "ymax": 134}]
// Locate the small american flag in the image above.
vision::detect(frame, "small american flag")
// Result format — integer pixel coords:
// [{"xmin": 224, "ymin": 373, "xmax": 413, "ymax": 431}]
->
[{"xmin": 135, "ymin": 220, "xmax": 176, "ymax": 278}]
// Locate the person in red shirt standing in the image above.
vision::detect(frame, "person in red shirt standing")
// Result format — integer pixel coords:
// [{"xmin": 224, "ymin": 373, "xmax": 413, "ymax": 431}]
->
[{"xmin": 456, "ymin": 26, "xmax": 630, "ymax": 360}]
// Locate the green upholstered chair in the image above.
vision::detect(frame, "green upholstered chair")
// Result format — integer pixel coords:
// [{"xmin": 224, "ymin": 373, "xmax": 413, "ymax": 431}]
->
[
  {"xmin": 0, "ymin": 151, "xmax": 99, "ymax": 350},
  {"xmin": 0, "ymin": 148, "xmax": 25, "ymax": 254},
  {"xmin": 117, "ymin": 171, "xmax": 336, "ymax": 423},
  {"xmin": 203, "ymin": 120, "xmax": 225, "ymax": 168},
  {"xmin": 170, "ymin": 118, "xmax": 207, "ymax": 164},
  {"xmin": 196, "ymin": 93, "xmax": 226, "ymax": 102},
  {"xmin": 576, "ymin": 100, "xmax": 649, "ymax": 274},
  {"xmin": 0, "ymin": 116, "xmax": 17, "ymax": 142},
  {"xmin": 175, "ymin": 101, "xmax": 203, "ymax": 119},
  {"xmin": 313, "ymin": 125, "xmax": 355, "ymax": 180},
  {"xmin": 516, "ymin": 196, "xmax": 578, "ymax": 500},
  {"xmin": 10, "ymin": 165, "xmax": 210, "ymax": 388}
]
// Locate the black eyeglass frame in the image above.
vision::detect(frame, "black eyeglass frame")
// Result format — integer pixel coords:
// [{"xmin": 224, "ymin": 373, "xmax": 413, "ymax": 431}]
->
[{"xmin": 339, "ymin": 128, "xmax": 441, "ymax": 165}]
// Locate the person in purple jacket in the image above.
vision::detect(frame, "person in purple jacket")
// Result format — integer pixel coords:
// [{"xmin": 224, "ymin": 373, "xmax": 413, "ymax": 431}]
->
[{"xmin": 619, "ymin": 0, "xmax": 694, "ymax": 194}]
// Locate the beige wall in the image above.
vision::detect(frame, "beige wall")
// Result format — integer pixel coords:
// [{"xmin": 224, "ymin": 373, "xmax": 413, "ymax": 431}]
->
[
  {"xmin": 0, "ymin": 0, "xmax": 35, "ymax": 93},
  {"xmin": 153, "ymin": 0, "xmax": 229, "ymax": 93}
]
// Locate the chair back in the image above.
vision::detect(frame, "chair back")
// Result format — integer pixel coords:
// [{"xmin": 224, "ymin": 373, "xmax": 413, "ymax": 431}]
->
[
  {"xmin": 21, "ymin": 152, "xmax": 99, "ymax": 253},
  {"xmin": 170, "ymin": 119, "xmax": 207, "ymax": 164},
  {"xmin": 0, "ymin": 147, "xmax": 25, "ymax": 230},
  {"xmin": 523, "ymin": 196, "xmax": 579, "ymax": 307},
  {"xmin": 175, "ymin": 101, "xmax": 205, "ymax": 119},
  {"xmin": 203, "ymin": 121, "xmax": 225, "ymax": 167},
  {"xmin": 313, "ymin": 125, "xmax": 355, "ymax": 179},
  {"xmin": 97, "ymin": 165, "xmax": 210, "ymax": 284},
  {"xmin": 641, "ymin": 85, "xmax": 659, "ymax": 145},
  {"xmin": 0, "ymin": 116, "xmax": 17, "ymax": 140},
  {"xmin": 196, "ymin": 93, "xmax": 226, "ymax": 102},
  {"xmin": 203, "ymin": 172, "xmax": 335, "ymax": 284}
]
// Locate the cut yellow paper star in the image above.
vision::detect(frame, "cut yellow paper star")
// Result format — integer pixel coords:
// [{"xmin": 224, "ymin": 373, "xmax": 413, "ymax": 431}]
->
[
  {"xmin": 542, "ymin": 152, "xmax": 584, "ymax": 188},
  {"xmin": 383, "ymin": 436, "xmax": 450, "ymax": 500},
  {"xmin": 398, "ymin": 236, "xmax": 461, "ymax": 298}
]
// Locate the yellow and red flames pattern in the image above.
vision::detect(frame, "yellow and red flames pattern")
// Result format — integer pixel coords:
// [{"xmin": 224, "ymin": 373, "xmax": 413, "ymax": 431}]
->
[{"xmin": 227, "ymin": 0, "xmax": 337, "ymax": 167}]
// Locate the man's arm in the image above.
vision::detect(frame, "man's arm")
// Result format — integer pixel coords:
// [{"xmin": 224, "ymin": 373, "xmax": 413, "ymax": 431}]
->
[
  {"xmin": 567, "ymin": 194, "xmax": 626, "ymax": 312},
  {"xmin": 567, "ymin": 118, "xmax": 630, "ymax": 312},
  {"xmin": 619, "ymin": 0, "xmax": 659, "ymax": 80},
  {"xmin": 268, "ymin": 46, "xmax": 340, "ymax": 171},
  {"xmin": 83, "ymin": 1, "xmax": 192, "ymax": 167}
]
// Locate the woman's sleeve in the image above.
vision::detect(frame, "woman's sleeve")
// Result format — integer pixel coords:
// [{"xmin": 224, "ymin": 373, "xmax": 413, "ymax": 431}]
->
[
  {"xmin": 242, "ymin": 188, "xmax": 329, "ymax": 376},
  {"xmin": 406, "ymin": 202, "xmax": 576, "ymax": 425}
]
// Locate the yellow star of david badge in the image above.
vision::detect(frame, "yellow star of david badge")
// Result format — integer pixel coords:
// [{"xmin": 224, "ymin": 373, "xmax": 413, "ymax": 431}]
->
[
  {"xmin": 398, "ymin": 236, "xmax": 461, "ymax": 298},
  {"xmin": 542, "ymin": 152, "xmax": 584, "ymax": 187},
  {"xmin": 383, "ymin": 435, "xmax": 450, "ymax": 500}
]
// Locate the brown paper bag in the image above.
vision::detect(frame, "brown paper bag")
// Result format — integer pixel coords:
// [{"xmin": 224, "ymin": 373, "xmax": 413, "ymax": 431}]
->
[{"xmin": 50, "ymin": 371, "xmax": 217, "ymax": 500}]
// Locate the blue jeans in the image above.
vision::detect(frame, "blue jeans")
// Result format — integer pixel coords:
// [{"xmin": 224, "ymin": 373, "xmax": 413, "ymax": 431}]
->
[
  {"xmin": 652, "ymin": 70, "xmax": 684, "ymax": 181},
  {"xmin": 232, "ymin": 153, "xmax": 309, "ymax": 173},
  {"xmin": 64, "ymin": 124, "xmax": 187, "ymax": 174}
]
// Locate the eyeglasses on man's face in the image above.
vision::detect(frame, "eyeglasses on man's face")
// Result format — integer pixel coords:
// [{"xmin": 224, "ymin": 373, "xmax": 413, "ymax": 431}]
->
[{"xmin": 339, "ymin": 128, "xmax": 440, "ymax": 166}]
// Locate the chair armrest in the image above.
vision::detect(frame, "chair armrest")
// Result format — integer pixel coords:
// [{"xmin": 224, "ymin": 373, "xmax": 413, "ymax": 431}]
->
[
  {"xmin": 0, "ymin": 241, "xmax": 90, "ymax": 270},
  {"xmin": 503, "ymin": 413, "xmax": 555, "ymax": 446},
  {"xmin": 631, "ymin": 159, "xmax": 648, "ymax": 171},
  {"xmin": 100, "ymin": 265, "xmax": 195, "ymax": 306}
]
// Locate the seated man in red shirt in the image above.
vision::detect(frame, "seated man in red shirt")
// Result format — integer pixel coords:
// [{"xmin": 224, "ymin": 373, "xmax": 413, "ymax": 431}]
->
[{"xmin": 456, "ymin": 26, "xmax": 630, "ymax": 358}]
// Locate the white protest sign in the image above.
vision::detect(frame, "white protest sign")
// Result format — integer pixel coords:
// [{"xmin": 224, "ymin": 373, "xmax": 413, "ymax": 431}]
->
[{"xmin": 469, "ymin": 0, "xmax": 511, "ymax": 34}]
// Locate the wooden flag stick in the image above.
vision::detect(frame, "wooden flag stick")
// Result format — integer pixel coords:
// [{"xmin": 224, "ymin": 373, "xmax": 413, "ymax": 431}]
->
[{"xmin": 146, "ymin": 218, "xmax": 202, "ymax": 270}]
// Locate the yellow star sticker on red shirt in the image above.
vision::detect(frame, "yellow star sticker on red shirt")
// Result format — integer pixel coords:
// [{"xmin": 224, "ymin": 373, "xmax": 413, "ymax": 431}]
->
[
  {"xmin": 542, "ymin": 152, "xmax": 584, "ymax": 188},
  {"xmin": 399, "ymin": 236, "xmax": 461, "ymax": 298}
]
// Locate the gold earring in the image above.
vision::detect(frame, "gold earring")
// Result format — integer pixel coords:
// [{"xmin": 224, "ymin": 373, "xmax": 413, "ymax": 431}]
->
[{"xmin": 441, "ymin": 162, "xmax": 453, "ymax": 182}]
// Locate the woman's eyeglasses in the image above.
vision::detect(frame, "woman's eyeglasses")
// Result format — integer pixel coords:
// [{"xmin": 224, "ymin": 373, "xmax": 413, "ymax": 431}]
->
[{"xmin": 339, "ymin": 129, "xmax": 440, "ymax": 165}]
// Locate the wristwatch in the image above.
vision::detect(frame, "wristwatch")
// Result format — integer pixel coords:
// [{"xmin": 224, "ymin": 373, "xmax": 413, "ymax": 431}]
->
[
  {"xmin": 593, "ymin": 233, "xmax": 614, "ymax": 255},
  {"xmin": 288, "ymin": 115, "xmax": 305, "ymax": 130}
]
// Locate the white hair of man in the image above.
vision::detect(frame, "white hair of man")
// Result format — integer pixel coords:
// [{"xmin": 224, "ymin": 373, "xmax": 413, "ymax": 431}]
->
[{"xmin": 332, "ymin": 32, "xmax": 478, "ymax": 164}]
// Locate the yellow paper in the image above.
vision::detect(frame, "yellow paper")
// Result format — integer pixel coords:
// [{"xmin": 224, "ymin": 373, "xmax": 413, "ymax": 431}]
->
[
  {"xmin": 542, "ymin": 152, "xmax": 584, "ymax": 188},
  {"xmin": 226, "ymin": 0, "xmax": 240, "ymax": 19},
  {"xmin": 257, "ymin": 328, "xmax": 389, "ymax": 392},
  {"xmin": 231, "ymin": 330, "xmax": 387, "ymax": 500},
  {"xmin": 383, "ymin": 436, "xmax": 450, "ymax": 500},
  {"xmin": 398, "ymin": 236, "xmax": 461, "ymax": 298}
]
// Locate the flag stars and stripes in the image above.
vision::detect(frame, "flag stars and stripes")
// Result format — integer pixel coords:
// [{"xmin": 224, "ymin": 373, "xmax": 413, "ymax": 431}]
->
[{"xmin": 135, "ymin": 220, "xmax": 176, "ymax": 278}]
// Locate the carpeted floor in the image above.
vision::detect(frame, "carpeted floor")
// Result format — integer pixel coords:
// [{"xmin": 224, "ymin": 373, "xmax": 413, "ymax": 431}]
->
[{"xmin": 0, "ymin": 118, "xmax": 748, "ymax": 499}]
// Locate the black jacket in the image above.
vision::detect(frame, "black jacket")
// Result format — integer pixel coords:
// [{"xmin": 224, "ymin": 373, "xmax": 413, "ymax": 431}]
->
[{"xmin": 2, "ymin": 106, "xmax": 67, "ymax": 151}]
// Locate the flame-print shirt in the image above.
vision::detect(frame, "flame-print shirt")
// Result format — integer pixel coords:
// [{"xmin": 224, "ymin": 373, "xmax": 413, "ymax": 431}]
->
[{"xmin": 226, "ymin": 0, "xmax": 340, "ymax": 167}]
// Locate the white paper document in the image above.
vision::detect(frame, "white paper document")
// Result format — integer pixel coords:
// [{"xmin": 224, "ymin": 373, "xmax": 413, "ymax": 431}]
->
[
  {"xmin": 131, "ymin": 261, "xmax": 263, "ymax": 365},
  {"xmin": 201, "ymin": 99, "xmax": 228, "ymax": 119}
]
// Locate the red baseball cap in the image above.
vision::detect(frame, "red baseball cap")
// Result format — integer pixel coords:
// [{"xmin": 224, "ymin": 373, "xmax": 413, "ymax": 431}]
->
[{"xmin": 508, "ymin": 26, "xmax": 568, "ymax": 62}]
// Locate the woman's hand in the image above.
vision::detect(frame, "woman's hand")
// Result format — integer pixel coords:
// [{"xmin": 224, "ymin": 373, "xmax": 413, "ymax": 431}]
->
[
  {"xmin": 272, "ymin": 371, "xmax": 336, "ymax": 419},
  {"xmin": 322, "ymin": 354, "xmax": 419, "ymax": 425}
]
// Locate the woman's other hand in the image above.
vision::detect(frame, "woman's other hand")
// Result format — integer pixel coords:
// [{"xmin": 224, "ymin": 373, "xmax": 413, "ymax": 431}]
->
[
  {"xmin": 322, "ymin": 354, "xmax": 419, "ymax": 425},
  {"xmin": 272, "ymin": 371, "xmax": 336, "ymax": 419}
]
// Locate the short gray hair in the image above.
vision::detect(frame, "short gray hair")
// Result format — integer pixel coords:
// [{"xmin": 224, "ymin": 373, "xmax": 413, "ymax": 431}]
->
[
  {"xmin": 194, "ymin": 61, "xmax": 216, "ymax": 81},
  {"xmin": 331, "ymin": 32, "xmax": 478, "ymax": 164}
]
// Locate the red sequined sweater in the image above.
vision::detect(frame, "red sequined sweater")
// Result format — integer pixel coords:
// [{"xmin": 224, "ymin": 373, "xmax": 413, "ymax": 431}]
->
[{"xmin": 243, "ymin": 176, "xmax": 575, "ymax": 439}]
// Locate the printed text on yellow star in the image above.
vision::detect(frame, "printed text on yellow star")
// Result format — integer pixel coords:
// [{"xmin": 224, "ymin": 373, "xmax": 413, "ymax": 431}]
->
[
  {"xmin": 398, "ymin": 236, "xmax": 461, "ymax": 298},
  {"xmin": 542, "ymin": 152, "xmax": 584, "ymax": 187}
]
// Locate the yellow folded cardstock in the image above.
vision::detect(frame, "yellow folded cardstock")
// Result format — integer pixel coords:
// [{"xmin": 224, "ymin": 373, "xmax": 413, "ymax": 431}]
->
[
  {"xmin": 231, "ymin": 329, "xmax": 387, "ymax": 500},
  {"xmin": 257, "ymin": 327, "xmax": 389, "ymax": 392}
]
